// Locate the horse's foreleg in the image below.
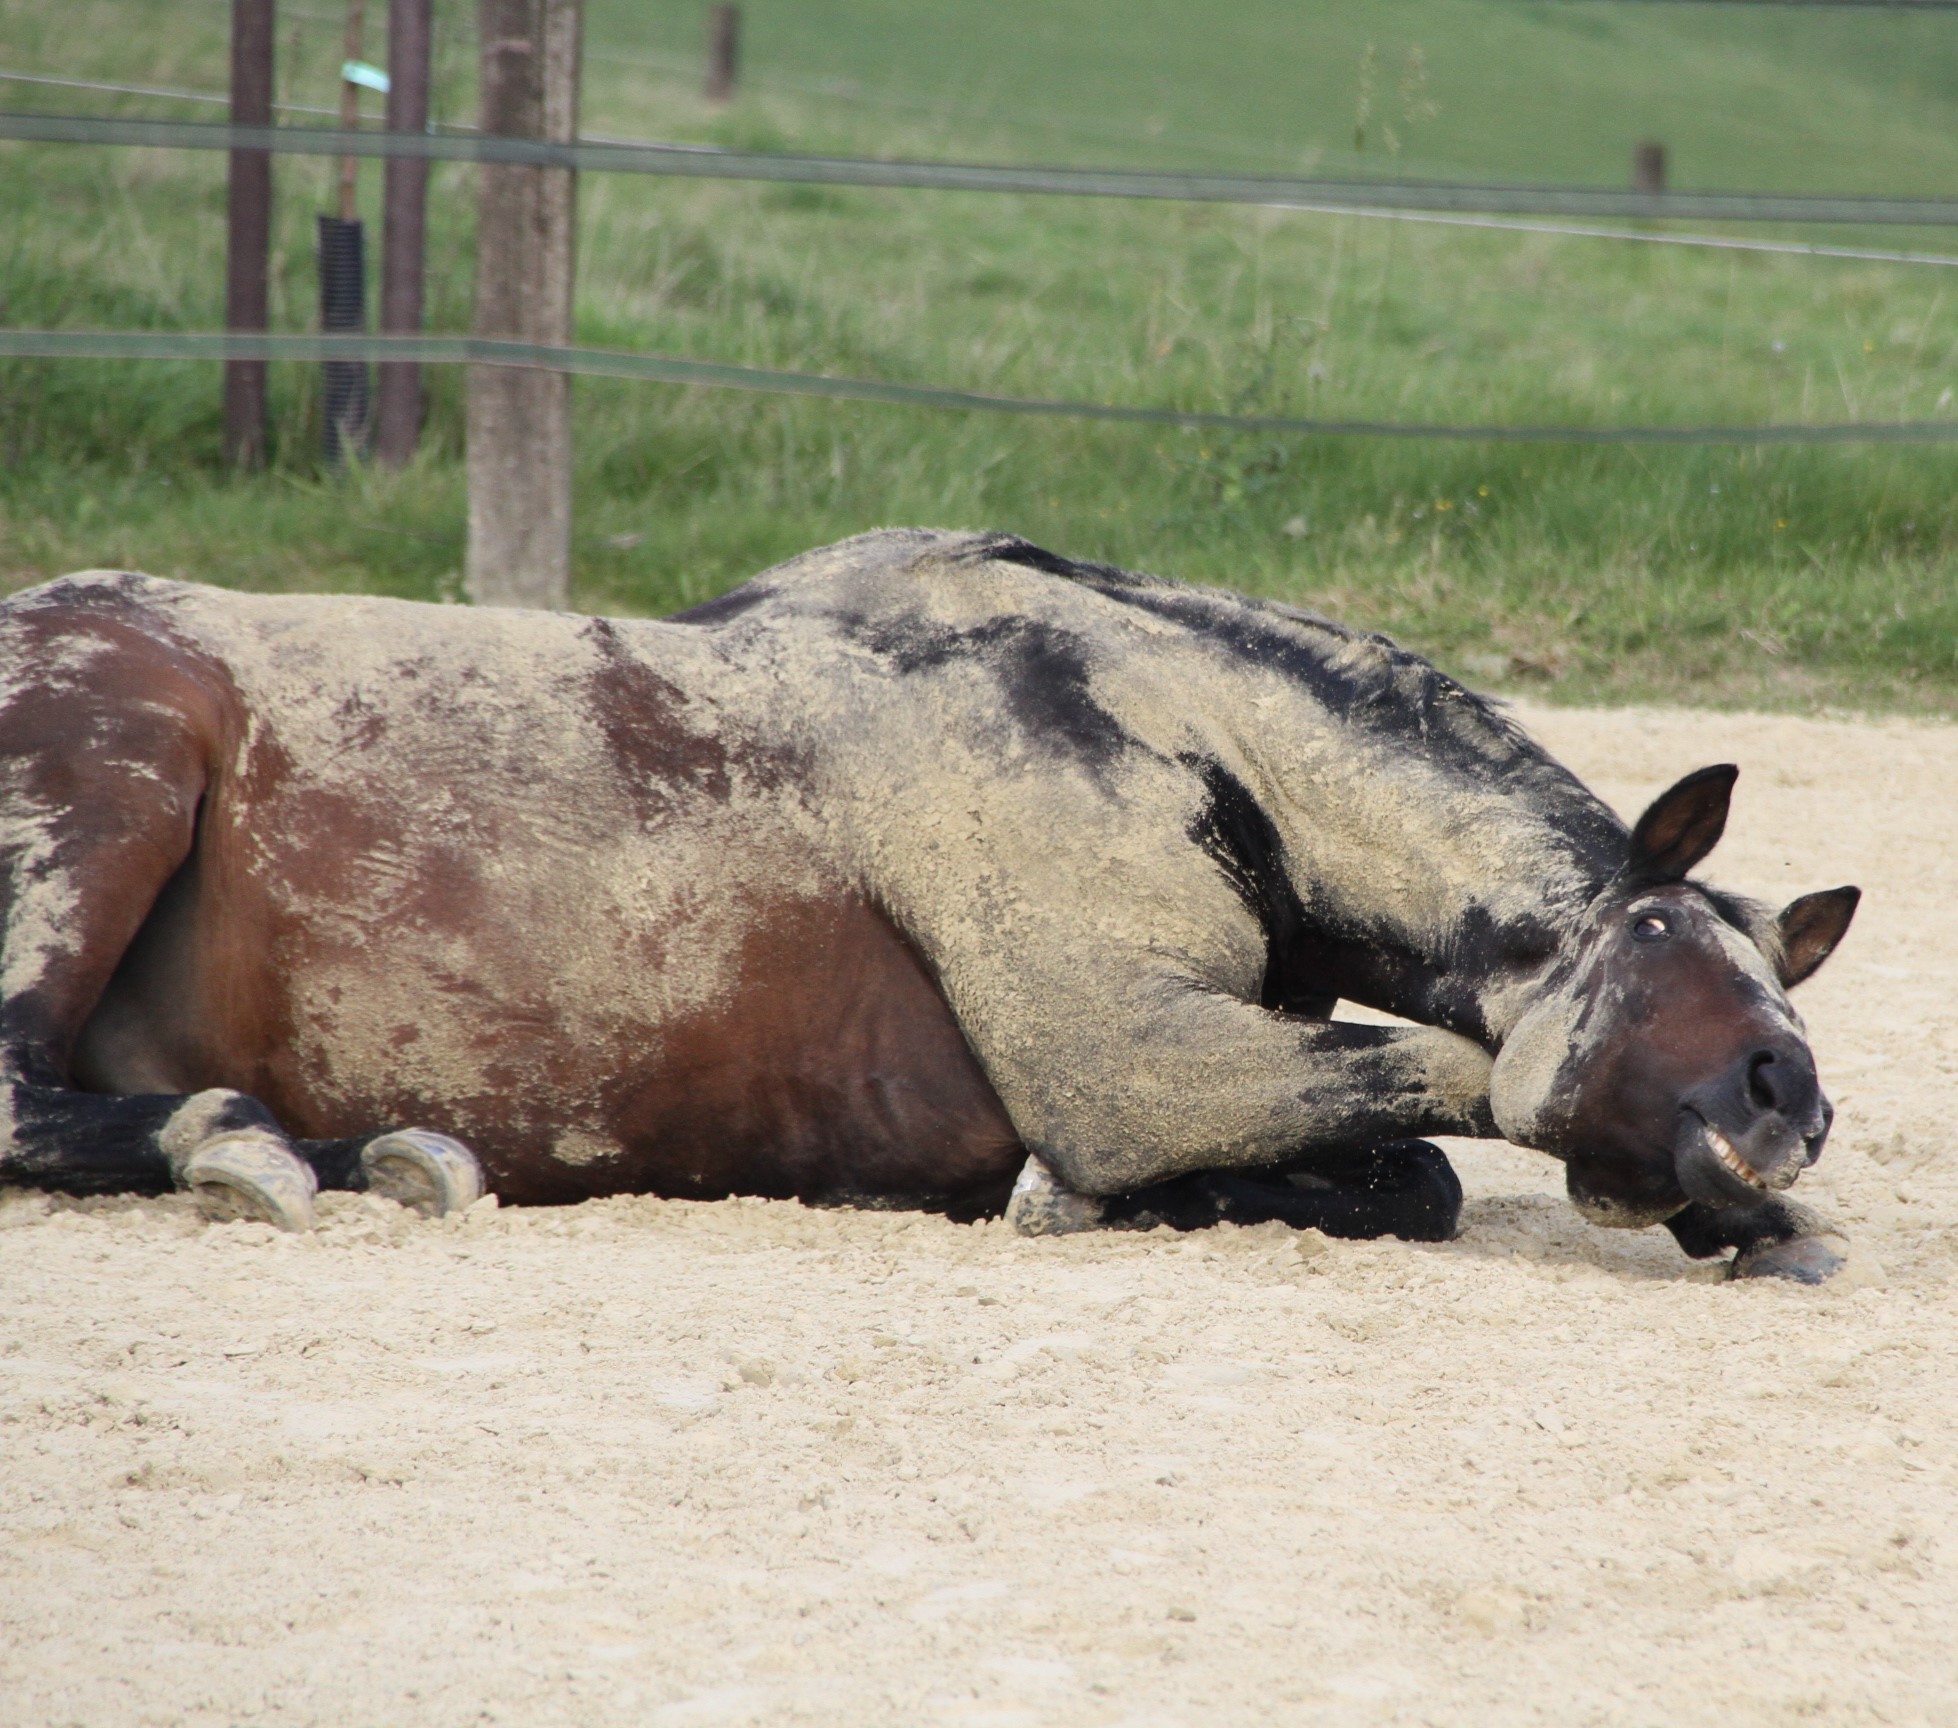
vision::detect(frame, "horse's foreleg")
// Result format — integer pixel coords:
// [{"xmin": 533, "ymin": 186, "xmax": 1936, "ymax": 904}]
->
[
  {"xmin": 1664, "ymin": 1196, "xmax": 1853, "ymax": 1284},
  {"xmin": 1018, "ymin": 1018, "xmax": 1494, "ymax": 1199},
  {"xmin": 1004, "ymin": 1019, "xmax": 1491, "ymax": 1238},
  {"xmin": 1007, "ymin": 1139, "xmax": 1463, "ymax": 1241}
]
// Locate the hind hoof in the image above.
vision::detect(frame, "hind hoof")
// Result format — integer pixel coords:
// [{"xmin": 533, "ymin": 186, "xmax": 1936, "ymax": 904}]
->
[
  {"xmin": 1005, "ymin": 1155, "xmax": 1114, "ymax": 1237},
  {"xmin": 361, "ymin": 1129, "xmax": 485, "ymax": 1218},
  {"xmin": 184, "ymin": 1132, "xmax": 318, "ymax": 1232}
]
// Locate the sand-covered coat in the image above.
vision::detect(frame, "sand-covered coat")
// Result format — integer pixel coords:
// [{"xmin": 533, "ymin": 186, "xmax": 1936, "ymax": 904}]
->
[{"xmin": 5, "ymin": 530, "xmax": 1646, "ymax": 1211}]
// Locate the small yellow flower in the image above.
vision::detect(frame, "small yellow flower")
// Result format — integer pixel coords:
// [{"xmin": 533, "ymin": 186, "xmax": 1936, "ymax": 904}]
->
[
  {"xmin": 1864, "ymin": 341, "xmax": 1876, "ymax": 354},
  {"xmin": 1477, "ymin": 486, "xmax": 1489, "ymax": 497},
  {"xmin": 1775, "ymin": 519, "xmax": 1786, "ymax": 531},
  {"xmin": 1436, "ymin": 499, "xmax": 1453, "ymax": 511}
]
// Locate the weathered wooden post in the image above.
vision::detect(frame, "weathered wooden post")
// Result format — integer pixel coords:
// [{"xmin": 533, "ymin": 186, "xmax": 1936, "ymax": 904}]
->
[
  {"xmin": 705, "ymin": 4, "xmax": 739, "ymax": 104},
  {"xmin": 1634, "ymin": 141, "xmax": 1667, "ymax": 197},
  {"xmin": 376, "ymin": 0, "xmax": 432, "ymax": 466},
  {"xmin": 466, "ymin": 0, "xmax": 582, "ymax": 609},
  {"xmin": 224, "ymin": 0, "xmax": 276, "ymax": 469}
]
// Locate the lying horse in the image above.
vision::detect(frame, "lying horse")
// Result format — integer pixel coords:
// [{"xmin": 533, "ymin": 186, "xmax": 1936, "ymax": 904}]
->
[{"xmin": 0, "ymin": 529, "xmax": 1859, "ymax": 1279}]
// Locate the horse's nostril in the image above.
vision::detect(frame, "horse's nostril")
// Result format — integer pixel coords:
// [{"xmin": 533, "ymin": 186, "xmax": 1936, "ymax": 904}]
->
[{"xmin": 1745, "ymin": 1051, "xmax": 1780, "ymax": 1114}]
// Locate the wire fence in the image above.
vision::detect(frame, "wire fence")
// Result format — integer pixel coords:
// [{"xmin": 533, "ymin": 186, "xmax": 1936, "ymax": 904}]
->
[
  {"xmin": 10, "ymin": 73, "xmax": 1958, "ymax": 447},
  {"xmin": 13, "ymin": 72, "xmax": 1958, "ymax": 271},
  {"xmin": 10, "ymin": 110, "xmax": 1958, "ymax": 226},
  {"xmin": 6, "ymin": 330, "xmax": 1955, "ymax": 445}
]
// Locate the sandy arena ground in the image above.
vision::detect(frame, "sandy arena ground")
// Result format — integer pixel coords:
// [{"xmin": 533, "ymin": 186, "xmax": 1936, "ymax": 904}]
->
[{"xmin": 2, "ymin": 701, "xmax": 1955, "ymax": 1727}]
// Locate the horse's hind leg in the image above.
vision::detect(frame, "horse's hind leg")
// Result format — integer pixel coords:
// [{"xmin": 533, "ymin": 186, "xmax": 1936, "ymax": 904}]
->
[
  {"xmin": 293, "ymin": 1129, "xmax": 487, "ymax": 1218},
  {"xmin": 6, "ymin": 1081, "xmax": 316, "ymax": 1229},
  {"xmin": 0, "ymin": 590, "xmax": 321, "ymax": 1226},
  {"xmin": 0, "ymin": 589, "xmax": 487, "ymax": 1226},
  {"xmin": 1007, "ymin": 1141, "xmax": 1463, "ymax": 1242}
]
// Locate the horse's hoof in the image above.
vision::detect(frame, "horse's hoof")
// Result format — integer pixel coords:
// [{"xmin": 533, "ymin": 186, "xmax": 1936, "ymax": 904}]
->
[
  {"xmin": 1730, "ymin": 1232, "xmax": 1852, "ymax": 1285},
  {"xmin": 183, "ymin": 1131, "xmax": 318, "ymax": 1232},
  {"xmin": 360, "ymin": 1129, "xmax": 486, "ymax": 1218},
  {"xmin": 1005, "ymin": 1155, "xmax": 1113, "ymax": 1237}
]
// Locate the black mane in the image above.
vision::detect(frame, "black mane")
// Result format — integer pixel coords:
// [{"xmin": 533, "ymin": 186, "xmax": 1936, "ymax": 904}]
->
[{"xmin": 972, "ymin": 532, "xmax": 1626, "ymax": 871}]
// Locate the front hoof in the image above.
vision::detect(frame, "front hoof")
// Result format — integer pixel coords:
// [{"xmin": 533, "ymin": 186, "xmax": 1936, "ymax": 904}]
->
[
  {"xmin": 1731, "ymin": 1233, "xmax": 1852, "ymax": 1285},
  {"xmin": 184, "ymin": 1132, "xmax": 318, "ymax": 1232},
  {"xmin": 360, "ymin": 1129, "xmax": 485, "ymax": 1218}
]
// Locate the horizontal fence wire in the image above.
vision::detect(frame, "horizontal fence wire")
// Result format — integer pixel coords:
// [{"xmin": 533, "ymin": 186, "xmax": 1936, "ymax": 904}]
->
[
  {"xmin": 12, "ymin": 90, "xmax": 1958, "ymax": 264},
  {"xmin": 1267, "ymin": 202, "xmax": 1958, "ymax": 267},
  {"xmin": 8, "ymin": 110, "xmax": 1958, "ymax": 225},
  {"xmin": 0, "ymin": 68, "xmax": 343, "ymax": 118},
  {"xmin": 5, "ymin": 330, "xmax": 1955, "ymax": 444},
  {"xmin": 1564, "ymin": 1, "xmax": 1958, "ymax": 7}
]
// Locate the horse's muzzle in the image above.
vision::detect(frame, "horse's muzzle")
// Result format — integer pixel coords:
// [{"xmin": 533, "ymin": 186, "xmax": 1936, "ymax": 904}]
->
[{"xmin": 1675, "ymin": 1048, "xmax": 1832, "ymax": 1209}]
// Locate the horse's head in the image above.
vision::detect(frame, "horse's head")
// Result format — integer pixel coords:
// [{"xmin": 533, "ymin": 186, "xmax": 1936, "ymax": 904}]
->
[{"xmin": 1490, "ymin": 765, "xmax": 1860, "ymax": 1226}]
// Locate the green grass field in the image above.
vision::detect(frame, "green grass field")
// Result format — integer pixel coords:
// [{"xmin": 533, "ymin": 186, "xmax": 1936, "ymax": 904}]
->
[{"xmin": 4, "ymin": 0, "xmax": 1958, "ymax": 711}]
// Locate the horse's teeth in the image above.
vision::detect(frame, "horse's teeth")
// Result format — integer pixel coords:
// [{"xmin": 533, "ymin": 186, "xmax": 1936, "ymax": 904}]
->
[{"xmin": 1706, "ymin": 1126, "xmax": 1764, "ymax": 1187}]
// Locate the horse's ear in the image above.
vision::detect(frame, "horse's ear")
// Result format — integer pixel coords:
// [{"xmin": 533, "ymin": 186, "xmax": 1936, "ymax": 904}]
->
[
  {"xmin": 1624, "ymin": 764, "xmax": 1738, "ymax": 883},
  {"xmin": 1775, "ymin": 886, "xmax": 1860, "ymax": 988}
]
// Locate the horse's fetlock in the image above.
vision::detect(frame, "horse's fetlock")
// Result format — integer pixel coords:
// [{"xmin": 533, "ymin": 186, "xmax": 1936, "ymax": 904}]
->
[{"xmin": 157, "ymin": 1089, "xmax": 284, "ymax": 1177}]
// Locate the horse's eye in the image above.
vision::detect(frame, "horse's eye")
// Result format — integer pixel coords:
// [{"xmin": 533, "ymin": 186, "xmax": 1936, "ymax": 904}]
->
[{"xmin": 1632, "ymin": 913, "xmax": 1671, "ymax": 943}]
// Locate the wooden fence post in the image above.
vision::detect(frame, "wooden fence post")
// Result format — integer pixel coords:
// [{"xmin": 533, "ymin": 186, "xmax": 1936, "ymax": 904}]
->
[
  {"xmin": 706, "ymin": 4, "xmax": 739, "ymax": 104},
  {"xmin": 1634, "ymin": 141, "xmax": 1667, "ymax": 197},
  {"xmin": 376, "ymin": 0, "xmax": 432, "ymax": 466},
  {"xmin": 466, "ymin": 0, "xmax": 582, "ymax": 609},
  {"xmin": 224, "ymin": 0, "xmax": 276, "ymax": 469}
]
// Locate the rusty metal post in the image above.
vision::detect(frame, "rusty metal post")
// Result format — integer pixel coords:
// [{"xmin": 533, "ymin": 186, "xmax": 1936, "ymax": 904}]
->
[{"xmin": 224, "ymin": 0, "xmax": 276, "ymax": 468}]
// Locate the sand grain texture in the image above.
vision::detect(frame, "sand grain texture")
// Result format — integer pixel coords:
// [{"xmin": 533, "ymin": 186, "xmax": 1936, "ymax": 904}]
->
[{"xmin": 2, "ymin": 702, "xmax": 1954, "ymax": 1726}]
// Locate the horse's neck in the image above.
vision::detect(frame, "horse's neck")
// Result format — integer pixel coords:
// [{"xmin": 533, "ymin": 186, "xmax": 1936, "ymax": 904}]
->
[{"xmin": 1212, "ymin": 669, "xmax": 1619, "ymax": 1043}]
